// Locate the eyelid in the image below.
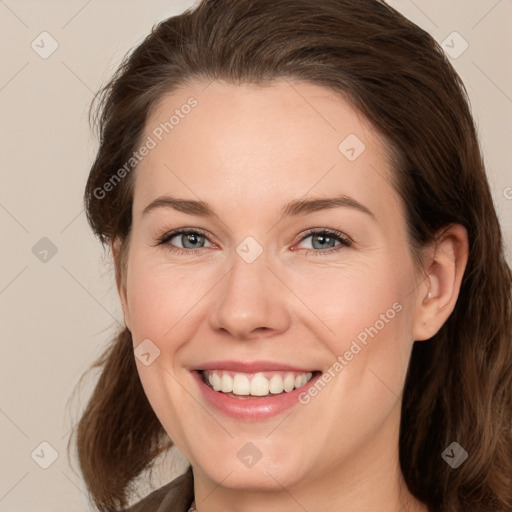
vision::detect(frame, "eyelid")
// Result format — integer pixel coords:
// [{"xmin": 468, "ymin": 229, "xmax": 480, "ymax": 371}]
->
[
  {"xmin": 295, "ymin": 227, "xmax": 352, "ymax": 246},
  {"xmin": 156, "ymin": 227, "xmax": 352, "ymax": 254},
  {"xmin": 156, "ymin": 227, "xmax": 214, "ymax": 248}
]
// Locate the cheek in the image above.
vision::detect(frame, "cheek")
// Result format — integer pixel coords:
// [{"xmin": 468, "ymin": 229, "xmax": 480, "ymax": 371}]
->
[
  {"xmin": 125, "ymin": 258, "xmax": 197, "ymax": 437},
  {"xmin": 125, "ymin": 257, "xmax": 204, "ymax": 341},
  {"xmin": 287, "ymin": 259, "xmax": 415, "ymax": 387},
  {"xmin": 287, "ymin": 258, "xmax": 409, "ymax": 334}
]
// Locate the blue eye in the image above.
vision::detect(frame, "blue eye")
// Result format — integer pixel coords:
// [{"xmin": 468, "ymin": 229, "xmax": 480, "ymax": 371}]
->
[
  {"xmin": 295, "ymin": 229, "xmax": 352, "ymax": 254},
  {"xmin": 158, "ymin": 229, "xmax": 212, "ymax": 251},
  {"xmin": 156, "ymin": 228, "xmax": 352, "ymax": 256}
]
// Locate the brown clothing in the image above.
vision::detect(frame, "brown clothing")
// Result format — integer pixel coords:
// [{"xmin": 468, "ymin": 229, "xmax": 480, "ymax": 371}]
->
[{"xmin": 125, "ymin": 466, "xmax": 194, "ymax": 512}]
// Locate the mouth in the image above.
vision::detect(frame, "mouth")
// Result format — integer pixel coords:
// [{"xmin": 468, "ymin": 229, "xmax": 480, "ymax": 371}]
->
[
  {"xmin": 198, "ymin": 369, "xmax": 319, "ymax": 399},
  {"xmin": 190, "ymin": 365, "xmax": 322, "ymax": 420}
]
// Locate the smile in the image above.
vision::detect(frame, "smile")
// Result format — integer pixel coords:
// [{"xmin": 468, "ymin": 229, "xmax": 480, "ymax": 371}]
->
[
  {"xmin": 201, "ymin": 369, "xmax": 314, "ymax": 397},
  {"xmin": 190, "ymin": 362, "xmax": 322, "ymax": 420}
]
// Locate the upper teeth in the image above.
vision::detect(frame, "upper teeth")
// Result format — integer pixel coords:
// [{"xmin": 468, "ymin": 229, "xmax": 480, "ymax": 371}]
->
[{"xmin": 205, "ymin": 370, "xmax": 314, "ymax": 397}]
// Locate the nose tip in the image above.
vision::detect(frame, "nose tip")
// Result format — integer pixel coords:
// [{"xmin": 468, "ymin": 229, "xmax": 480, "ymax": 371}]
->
[{"xmin": 207, "ymin": 258, "xmax": 291, "ymax": 340}]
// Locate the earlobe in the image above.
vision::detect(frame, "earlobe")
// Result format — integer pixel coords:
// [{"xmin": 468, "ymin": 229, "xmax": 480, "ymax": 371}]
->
[{"xmin": 413, "ymin": 224, "xmax": 469, "ymax": 341}]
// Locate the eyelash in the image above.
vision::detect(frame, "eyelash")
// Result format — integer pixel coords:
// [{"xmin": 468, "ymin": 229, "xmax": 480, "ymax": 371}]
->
[{"xmin": 155, "ymin": 227, "xmax": 352, "ymax": 256}]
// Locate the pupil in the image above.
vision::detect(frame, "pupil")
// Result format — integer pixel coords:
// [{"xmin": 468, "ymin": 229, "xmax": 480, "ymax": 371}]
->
[
  {"xmin": 314, "ymin": 234, "xmax": 333, "ymax": 249},
  {"xmin": 184, "ymin": 233, "xmax": 202, "ymax": 248}
]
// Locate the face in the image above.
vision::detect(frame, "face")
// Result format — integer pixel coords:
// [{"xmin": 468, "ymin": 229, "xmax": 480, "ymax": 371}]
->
[{"xmin": 118, "ymin": 80, "xmax": 425, "ymax": 494}]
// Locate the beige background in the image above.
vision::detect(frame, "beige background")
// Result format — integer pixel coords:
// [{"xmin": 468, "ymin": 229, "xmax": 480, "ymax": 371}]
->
[{"xmin": 0, "ymin": 1, "xmax": 511, "ymax": 510}]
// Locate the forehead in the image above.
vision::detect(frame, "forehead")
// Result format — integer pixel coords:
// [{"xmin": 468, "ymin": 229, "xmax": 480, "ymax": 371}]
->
[{"xmin": 133, "ymin": 79, "xmax": 400, "ymax": 224}]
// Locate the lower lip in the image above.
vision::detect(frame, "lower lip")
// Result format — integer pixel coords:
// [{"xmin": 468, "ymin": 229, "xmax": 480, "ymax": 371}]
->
[{"xmin": 191, "ymin": 370, "xmax": 321, "ymax": 420}]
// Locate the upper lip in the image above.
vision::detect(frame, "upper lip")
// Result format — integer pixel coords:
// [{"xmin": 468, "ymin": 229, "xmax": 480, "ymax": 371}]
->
[{"xmin": 189, "ymin": 360, "xmax": 317, "ymax": 373}]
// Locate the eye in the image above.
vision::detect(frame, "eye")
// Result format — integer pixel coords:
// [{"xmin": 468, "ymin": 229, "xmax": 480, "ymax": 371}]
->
[
  {"xmin": 294, "ymin": 228, "xmax": 352, "ymax": 255},
  {"xmin": 156, "ymin": 228, "xmax": 214, "ymax": 254},
  {"xmin": 155, "ymin": 227, "xmax": 352, "ymax": 256}
]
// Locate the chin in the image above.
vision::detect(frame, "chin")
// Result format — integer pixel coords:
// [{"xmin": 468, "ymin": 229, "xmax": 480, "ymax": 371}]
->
[{"xmin": 192, "ymin": 451, "xmax": 308, "ymax": 491}]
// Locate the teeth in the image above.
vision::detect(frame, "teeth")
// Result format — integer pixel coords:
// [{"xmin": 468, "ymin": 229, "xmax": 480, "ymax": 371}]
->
[
  {"xmin": 283, "ymin": 374, "xmax": 295, "ymax": 392},
  {"xmin": 221, "ymin": 373, "xmax": 233, "ymax": 393},
  {"xmin": 203, "ymin": 370, "xmax": 314, "ymax": 397},
  {"xmin": 250, "ymin": 373, "xmax": 269, "ymax": 396},
  {"xmin": 233, "ymin": 373, "xmax": 250, "ymax": 395},
  {"xmin": 269, "ymin": 375, "xmax": 284, "ymax": 394},
  {"xmin": 212, "ymin": 372, "xmax": 222, "ymax": 391}
]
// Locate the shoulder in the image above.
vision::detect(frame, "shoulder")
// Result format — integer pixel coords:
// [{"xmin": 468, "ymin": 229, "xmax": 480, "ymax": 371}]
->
[{"xmin": 124, "ymin": 466, "xmax": 194, "ymax": 512}]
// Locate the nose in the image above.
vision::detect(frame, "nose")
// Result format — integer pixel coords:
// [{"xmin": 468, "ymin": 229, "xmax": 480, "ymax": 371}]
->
[{"xmin": 208, "ymin": 250, "xmax": 291, "ymax": 340}]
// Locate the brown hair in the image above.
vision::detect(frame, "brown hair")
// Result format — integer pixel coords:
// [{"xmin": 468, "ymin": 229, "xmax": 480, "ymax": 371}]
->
[{"xmin": 71, "ymin": 0, "xmax": 512, "ymax": 510}]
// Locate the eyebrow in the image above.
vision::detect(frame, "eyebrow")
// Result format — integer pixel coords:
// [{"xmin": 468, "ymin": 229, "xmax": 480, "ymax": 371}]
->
[{"xmin": 142, "ymin": 194, "xmax": 375, "ymax": 220}]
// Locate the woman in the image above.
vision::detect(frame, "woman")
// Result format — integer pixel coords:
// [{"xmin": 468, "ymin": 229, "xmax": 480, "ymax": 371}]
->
[{"xmin": 72, "ymin": 0, "xmax": 512, "ymax": 511}]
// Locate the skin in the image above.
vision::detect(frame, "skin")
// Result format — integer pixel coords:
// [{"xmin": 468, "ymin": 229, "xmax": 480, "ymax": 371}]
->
[{"xmin": 114, "ymin": 79, "xmax": 468, "ymax": 512}]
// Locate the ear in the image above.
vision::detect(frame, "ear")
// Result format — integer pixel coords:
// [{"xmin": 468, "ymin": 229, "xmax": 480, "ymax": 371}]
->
[
  {"xmin": 112, "ymin": 236, "xmax": 132, "ymax": 331},
  {"xmin": 413, "ymin": 224, "xmax": 469, "ymax": 341}
]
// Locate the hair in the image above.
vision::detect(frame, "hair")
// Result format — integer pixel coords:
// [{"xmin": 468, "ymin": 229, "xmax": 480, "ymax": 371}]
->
[{"xmin": 71, "ymin": 0, "xmax": 512, "ymax": 510}]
